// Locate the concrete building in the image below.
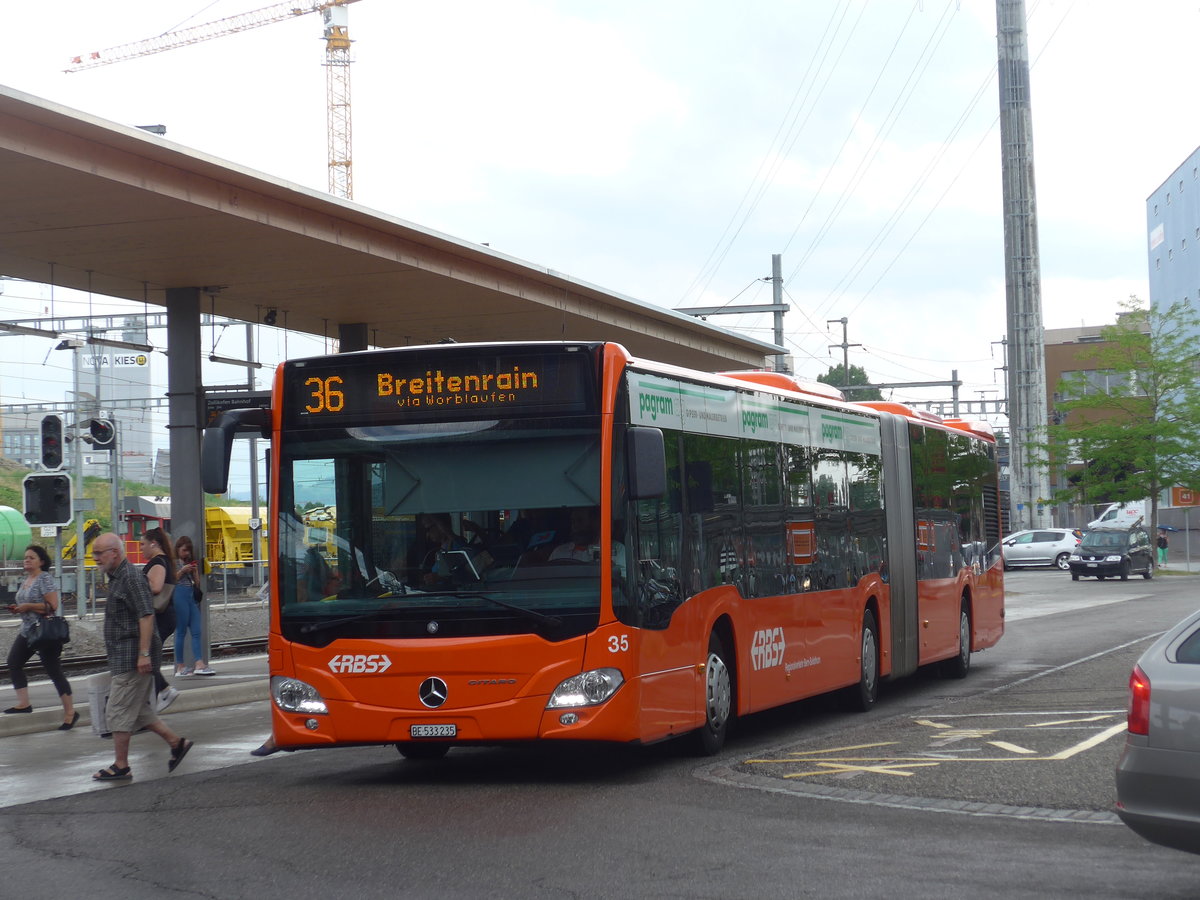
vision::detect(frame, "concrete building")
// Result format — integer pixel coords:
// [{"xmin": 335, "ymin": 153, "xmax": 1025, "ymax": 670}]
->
[
  {"xmin": 1147, "ymin": 145, "xmax": 1200, "ymax": 320},
  {"xmin": 1145, "ymin": 147, "xmax": 1200, "ymax": 534},
  {"xmin": 1043, "ymin": 320, "xmax": 1142, "ymax": 526}
]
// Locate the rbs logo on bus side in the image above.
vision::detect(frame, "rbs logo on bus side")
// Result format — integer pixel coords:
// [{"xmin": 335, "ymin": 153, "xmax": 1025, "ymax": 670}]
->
[
  {"xmin": 328, "ymin": 654, "xmax": 393, "ymax": 674},
  {"xmin": 750, "ymin": 627, "xmax": 786, "ymax": 671}
]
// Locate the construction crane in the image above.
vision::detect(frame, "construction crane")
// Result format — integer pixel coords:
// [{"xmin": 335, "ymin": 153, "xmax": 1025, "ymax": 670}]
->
[{"xmin": 66, "ymin": 0, "xmax": 361, "ymax": 199}]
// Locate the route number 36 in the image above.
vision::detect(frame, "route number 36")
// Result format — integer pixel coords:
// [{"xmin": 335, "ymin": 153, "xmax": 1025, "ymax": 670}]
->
[
  {"xmin": 607, "ymin": 634, "xmax": 629, "ymax": 653},
  {"xmin": 304, "ymin": 376, "xmax": 345, "ymax": 414}
]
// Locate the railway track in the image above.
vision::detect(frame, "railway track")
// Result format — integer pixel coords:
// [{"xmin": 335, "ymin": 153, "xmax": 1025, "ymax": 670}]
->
[{"xmin": 0, "ymin": 636, "xmax": 269, "ymax": 683}]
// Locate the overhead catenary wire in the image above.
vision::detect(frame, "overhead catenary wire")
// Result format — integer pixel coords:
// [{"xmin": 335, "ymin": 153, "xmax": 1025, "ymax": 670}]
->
[
  {"xmin": 771, "ymin": 0, "xmax": 1080, "ymax": 392},
  {"xmin": 780, "ymin": 0, "xmax": 937, "ymax": 270},
  {"xmin": 683, "ymin": 2, "xmax": 967, "ymax": 366},
  {"xmin": 827, "ymin": 0, "xmax": 1077, "ymax": 330},
  {"xmin": 688, "ymin": 0, "xmax": 1077, "ymax": 399},
  {"xmin": 785, "ymin": 0, "xmax": 959, "ymax": 292},
  {"xmin": 678, "ymin": 1, "xmax": 860, "ymax": 307}
]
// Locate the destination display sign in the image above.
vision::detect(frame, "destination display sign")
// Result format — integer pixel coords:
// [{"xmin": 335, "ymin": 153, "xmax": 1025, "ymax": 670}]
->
[{"xmin": 282, "ymin": 346, "xmax": 597, "ymax": 426}]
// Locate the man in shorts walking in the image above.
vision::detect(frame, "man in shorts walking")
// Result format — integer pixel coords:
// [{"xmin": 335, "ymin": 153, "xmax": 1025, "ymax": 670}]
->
[{"xmin": 91, "ymin": 533, "xmax": 194, "ymax": 781}]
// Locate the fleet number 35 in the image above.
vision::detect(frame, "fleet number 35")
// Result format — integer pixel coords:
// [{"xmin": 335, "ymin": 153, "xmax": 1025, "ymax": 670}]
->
[{"xmin": 608, "ymin": 634, "xmax": 629, "ymax": 653}]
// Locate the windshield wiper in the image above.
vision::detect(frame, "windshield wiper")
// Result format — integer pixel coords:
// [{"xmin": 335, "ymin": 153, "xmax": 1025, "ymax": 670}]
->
[
  {"xmin": 418, "ymin": 590, "xmax": 562, "ymax": 628},
  {"xmin": 299, "ymin": 608, "xmax": 397, "ymax": 634}
]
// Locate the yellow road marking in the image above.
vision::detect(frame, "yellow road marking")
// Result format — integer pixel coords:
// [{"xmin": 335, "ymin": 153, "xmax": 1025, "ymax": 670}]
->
[
  {"xmin": 988, "ymin": 741, "xmax": 1035, "ymax": 755},
  {"xmin": 784, "ymin": 761, "xmax": 942, "ymax": 778},
  {"xmin": 791, "ymin": 741, "xmax": 898, "ymax": 755},
  {"xmin": 1046, "ymin": 722, "xmax": 1128, "ymax": 760},
  {"xmin": 931, "ymin": 729, "xmax": 997, "ymax": 740},
  {"xmin": 1028, "ymin": 714, "xmax": 1117, "ymax": 728},
  {"xmin": 744, "ymin": 742, "xmax": 897, "ymax": 764},
  {"xmin": 745, "ymin": 718, "xmax": 1130, "ymax": 776}
]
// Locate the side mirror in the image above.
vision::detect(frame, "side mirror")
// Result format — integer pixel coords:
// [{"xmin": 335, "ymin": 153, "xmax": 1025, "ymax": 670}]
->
[
  {"xmin": 201, "ymin": 408, "xmax": 271, "ymax": 494},
  {"xmin": 627, "ymin": 426, "xmax": 666, "ymax": 500}
]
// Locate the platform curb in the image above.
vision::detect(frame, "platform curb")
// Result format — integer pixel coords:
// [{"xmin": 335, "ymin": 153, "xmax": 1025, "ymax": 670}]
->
[{"xmin": 0, "ymin": 679, "xmax": 268, "ymax": 738}]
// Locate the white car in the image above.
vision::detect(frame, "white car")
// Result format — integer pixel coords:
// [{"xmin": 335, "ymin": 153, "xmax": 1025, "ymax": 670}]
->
[{"xmin": 1001, "ymin": 529, "xmax": 1080, "ymax": 570}]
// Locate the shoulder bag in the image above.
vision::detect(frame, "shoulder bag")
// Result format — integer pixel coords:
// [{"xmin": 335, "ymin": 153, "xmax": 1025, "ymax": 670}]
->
[
  {"xmin": 188, "ymin": 564, "xmax": 204, "ymax": 606},
  {"xmin": 149, "ymin": 556, "xmax": 174, "ymax": 612},
  {"xmin": 28, "ymin": 598, "xmax": 71, "ymax": 652},
  {"xmin": 153, "ymin": 580, "xmax": 175, "ymax": 612}
]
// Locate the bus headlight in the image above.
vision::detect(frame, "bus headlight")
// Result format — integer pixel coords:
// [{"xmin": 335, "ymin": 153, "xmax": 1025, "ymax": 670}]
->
[
  {"xmin": 271, "ymin": 676, "xmax": 328, "ymax": 715},
  {"xmin": 546, "ymin": 668, "xmax": 624, "ymax": 708}
]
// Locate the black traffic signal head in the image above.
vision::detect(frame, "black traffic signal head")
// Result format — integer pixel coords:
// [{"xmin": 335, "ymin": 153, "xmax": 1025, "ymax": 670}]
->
[
  {"xmin": 88, "ymin": 418, "xmax": 116, "ymax": 450},
  {"xmin": 23, "ymin": 472, "xmax": 73, "ymax": 526},
  {"xmin": 40, "ymin": 415, "xmax": 63, "ymax": 469}
]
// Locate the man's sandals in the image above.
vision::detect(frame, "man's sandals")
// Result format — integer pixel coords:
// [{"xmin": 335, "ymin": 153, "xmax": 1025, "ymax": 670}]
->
[
  {"xmin": 93, "ymin": 765, "xmax": 132, "ymax": 781},
  {"xmin": 168, "ymin": 738, "xmax": 194, "ymax": 773},
  {"xmin": 92, "ymin": 738, "xmax": 192, "ymax": 781}
]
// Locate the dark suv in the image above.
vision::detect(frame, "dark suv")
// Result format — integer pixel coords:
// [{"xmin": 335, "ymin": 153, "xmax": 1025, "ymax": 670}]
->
[{"xmin": 1068, "ymin": 526, "xmax": 1154, "ymax": 581}]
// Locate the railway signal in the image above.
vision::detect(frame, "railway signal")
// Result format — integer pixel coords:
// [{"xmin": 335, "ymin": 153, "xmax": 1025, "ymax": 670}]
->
[
  {"xmin": 40, "ymin": 414, "xmax": 64, "ymax": 470},
  {"xmin": 23, "ymin": 472, "xmax": 74, "ymax": 527},
  {"xmin": 86, "ymin": 417, "xmax": 116, "ymax": 451}
]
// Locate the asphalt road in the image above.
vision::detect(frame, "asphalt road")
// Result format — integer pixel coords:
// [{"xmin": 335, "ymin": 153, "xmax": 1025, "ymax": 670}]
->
[{"xmin": 1, "ymin": 568, "xmax": 1196, "ymax": 899}]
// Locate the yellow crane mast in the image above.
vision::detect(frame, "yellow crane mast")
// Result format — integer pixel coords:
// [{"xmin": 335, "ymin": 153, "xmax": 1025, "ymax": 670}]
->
[{"xmin": 65, "ymin": 0, "xmax": 361, "ymax": 199}]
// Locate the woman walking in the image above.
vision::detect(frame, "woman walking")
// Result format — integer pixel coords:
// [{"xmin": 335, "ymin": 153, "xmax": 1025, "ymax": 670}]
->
[
  {"xmin": 141, "ymin": 527, "xmax": 179, "ymax": 710},
  {"xmin": 173, "ymin": 535, "xmax": 214, "ymax": 676},
  {"xmin": 4, "ymin": 545, "xmax": 78, "ymax": 729}
]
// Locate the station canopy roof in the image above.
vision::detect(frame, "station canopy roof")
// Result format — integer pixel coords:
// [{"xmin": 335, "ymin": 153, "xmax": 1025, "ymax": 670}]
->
[{"xmin": 0, "ymin": 84, "xmax": 777, "ymax": 372}]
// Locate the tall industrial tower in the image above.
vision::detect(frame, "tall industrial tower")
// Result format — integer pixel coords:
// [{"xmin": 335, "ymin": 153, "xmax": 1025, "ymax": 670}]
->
[
  {"xmin": 996, "ymin": 0, "xmax": 1050, "ymax": 531},
  {"xmin": 67, "ymin": 0, "xmax": 360, "ymax": 200},
  {"xmin": 323, "ymin": 3, "xmax": 353, "ymax": 199}
]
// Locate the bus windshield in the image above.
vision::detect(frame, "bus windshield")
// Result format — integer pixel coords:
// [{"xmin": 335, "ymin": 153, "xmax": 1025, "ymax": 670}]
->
[{"xmin": 276, "ymin": 415, "xmax": 604, "ymax": 645}]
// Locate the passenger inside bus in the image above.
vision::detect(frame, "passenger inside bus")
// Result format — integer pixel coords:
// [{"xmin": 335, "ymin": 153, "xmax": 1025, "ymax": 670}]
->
[
  {"xmin": 549, "ymin": 508, "xmax": 600, "ymax": 562},
  {"xmin": 461, "ymin": 509, "xmax": 536, "ymax": 564},
  {"xmin": 419, "ymin": 513, "xmax": 468, "ymax": 587},
  {"xmin": 299, "ymin": 545, "xmax": 342, "ymax": 602}
]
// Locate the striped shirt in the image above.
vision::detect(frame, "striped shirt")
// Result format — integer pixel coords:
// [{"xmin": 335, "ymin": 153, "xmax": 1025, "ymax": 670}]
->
[{"xmin": 102, "ymin": 558, "xmax": 162, "ymax": 675}]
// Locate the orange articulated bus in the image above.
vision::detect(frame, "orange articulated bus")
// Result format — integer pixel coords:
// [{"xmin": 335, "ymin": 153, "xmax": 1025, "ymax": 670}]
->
[{"xmin": 202, "ymin": 341, "xmax": 1003, "ymax": 759}]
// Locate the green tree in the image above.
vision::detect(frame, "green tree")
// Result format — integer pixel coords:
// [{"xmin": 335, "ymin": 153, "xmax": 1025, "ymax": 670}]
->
[
  {"xmin": 1046, "ymin": 295, "xmax": 1200, "ymax": 532},
  {"xmin": 818, "ymin": 364, "xmax": 882, "ymax": 400}
]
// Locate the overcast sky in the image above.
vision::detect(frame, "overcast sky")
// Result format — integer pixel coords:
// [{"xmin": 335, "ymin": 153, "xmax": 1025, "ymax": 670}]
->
[{"xmin": 3, "ymin": 0, "xmax": 1198, "ymax": 428}]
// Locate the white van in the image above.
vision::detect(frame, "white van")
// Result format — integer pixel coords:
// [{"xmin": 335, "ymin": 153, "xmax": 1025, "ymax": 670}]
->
[{"xmin": 1088, "ymin": 501, "xmax": 1149, "ymax": 530}]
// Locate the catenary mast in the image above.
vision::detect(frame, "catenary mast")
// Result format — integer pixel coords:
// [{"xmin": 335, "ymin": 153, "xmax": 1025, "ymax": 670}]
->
[{"xmin": 996, "ymin": 0, "xmax": 1050, "ymax": 531}]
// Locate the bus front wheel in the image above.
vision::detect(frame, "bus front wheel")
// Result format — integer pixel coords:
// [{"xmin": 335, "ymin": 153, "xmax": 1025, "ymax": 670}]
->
[
  {"xmin": 848, "ymin": 609, "xmax": 879, "ymax": 711},
  {"xmin": 691, "ymin": 632, "xmax": 733, "ymax": 756}
]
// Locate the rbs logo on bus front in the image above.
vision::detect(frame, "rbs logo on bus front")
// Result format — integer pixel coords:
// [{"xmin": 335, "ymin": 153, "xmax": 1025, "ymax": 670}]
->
[
  {"xmin": 328, "ymin": 654, "xmax": 393, "ymax": 674},
  {"xmin": 750, "ymin": 627, "xmax": 786, "ymax": 671}
]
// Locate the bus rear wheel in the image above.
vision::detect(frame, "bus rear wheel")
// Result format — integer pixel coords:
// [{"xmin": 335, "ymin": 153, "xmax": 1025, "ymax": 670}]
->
[
  {"xmin": 397, "ymin": 742, "xmax": 451, "ymax": 760},
  {"xmin": 691, "ymin": 632, "xmax": 733, "ymax": 756},
  {"xmin": 942, "ymin": 599, "xmax": 971, "ymax": 679}
]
